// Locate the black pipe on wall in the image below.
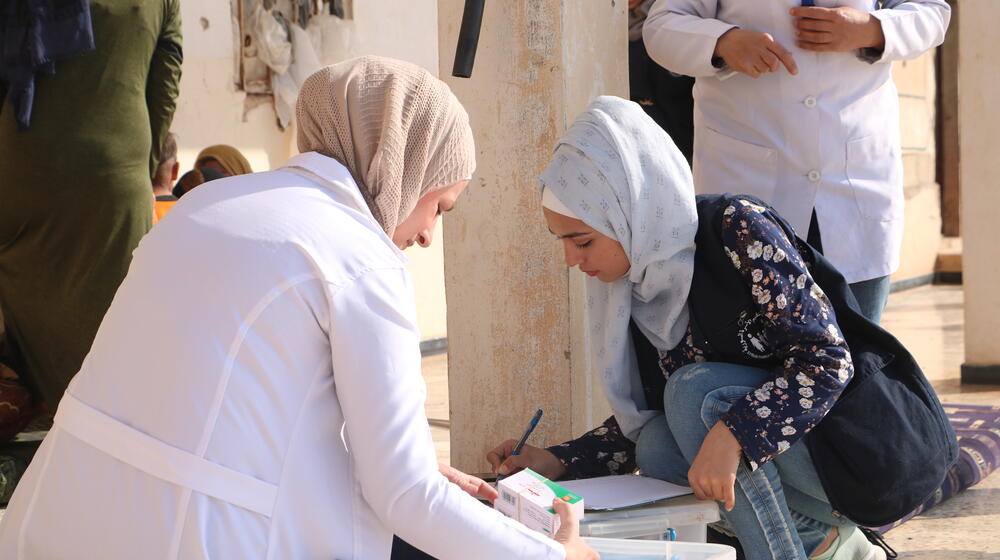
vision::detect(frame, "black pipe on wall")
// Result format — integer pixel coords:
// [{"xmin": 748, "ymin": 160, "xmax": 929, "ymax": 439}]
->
[{"xmin": 452, "ymin": 0, "xmax": 485, "ymax": 78}]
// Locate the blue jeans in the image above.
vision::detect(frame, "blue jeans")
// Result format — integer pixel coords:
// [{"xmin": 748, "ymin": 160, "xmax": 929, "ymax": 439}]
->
[
  {"xmin": 848, "ymin": 275, "xmax": 890, "ymax": 324},
  {"xmin": 806, "ymin": 209, "xmax": 890, "ymax": 325},
  {"xmin": 635, "ymin": 362, "xmax": 855, "ymax": 560}
]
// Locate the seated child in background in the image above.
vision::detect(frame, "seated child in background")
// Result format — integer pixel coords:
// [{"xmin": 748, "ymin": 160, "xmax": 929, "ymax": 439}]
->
[
  {"xmin": 172, "ymin": 166, "xmax": 228, "ymax": 199},
  {"xmin": 152, "ymin": 132, "xmax": 179, "ymax": 223}
]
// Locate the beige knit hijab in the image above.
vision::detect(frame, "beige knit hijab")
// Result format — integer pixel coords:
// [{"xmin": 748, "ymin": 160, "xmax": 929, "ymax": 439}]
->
[{"xmin": 296, "ymin": 56, "xmax": 476, "ymax": 235}]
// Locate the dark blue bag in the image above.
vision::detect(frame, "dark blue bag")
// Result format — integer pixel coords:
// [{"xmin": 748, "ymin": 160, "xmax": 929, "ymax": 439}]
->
[{"xmin": 687, "ymin": 194, "xmax": 958, "ymax": 526}]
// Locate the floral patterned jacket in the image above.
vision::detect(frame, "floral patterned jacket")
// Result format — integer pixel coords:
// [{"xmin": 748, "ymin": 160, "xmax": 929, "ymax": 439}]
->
[{"xmin": 546, "ymin": 199, "xmax": 854, "ymax": 479}]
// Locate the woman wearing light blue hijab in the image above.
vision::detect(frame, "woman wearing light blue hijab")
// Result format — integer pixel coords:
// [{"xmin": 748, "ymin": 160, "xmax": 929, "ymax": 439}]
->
[{"xmin": 487, "ymin": 97, "xmax": 903, "ymax": 560}]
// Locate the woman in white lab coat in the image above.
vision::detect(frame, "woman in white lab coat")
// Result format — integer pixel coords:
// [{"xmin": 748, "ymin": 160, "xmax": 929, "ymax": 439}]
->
[
  {"xmin": 642, "ymin": 0, "xmax": 950, "ymax": 322},
  {"xmin": 0, "ymin": 56, "xmax": 595, "ymax": 560}
]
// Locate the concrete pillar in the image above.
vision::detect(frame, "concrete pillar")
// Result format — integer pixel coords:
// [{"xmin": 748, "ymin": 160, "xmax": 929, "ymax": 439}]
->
[
  {"xmin": 891, "ymin": 50, "xmax": 943, "ymax": 283},
  {"xmin": 957, "ymin": 0, "xmax": 1000, "ymax": 383},
  {"xmin": 938, "ymin": 0, "xmax": 961, "ymax": 237},
  {"xmin": 437, "ymin": 0, "xmax": 625, "ymax": 472}
]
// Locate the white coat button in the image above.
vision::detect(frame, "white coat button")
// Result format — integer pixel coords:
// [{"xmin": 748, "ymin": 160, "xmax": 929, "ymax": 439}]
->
[
  {"xmin": 804, "ymin": 96, "xmax": 817, "ymax": 108},
  {"xmin": 808, "ymin": 170, "xmax": 821, "ymax": 182}
]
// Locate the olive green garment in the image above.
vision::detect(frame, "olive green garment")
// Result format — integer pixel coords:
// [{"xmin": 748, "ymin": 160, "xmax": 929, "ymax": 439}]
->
[{"xmin": 0, "ymin": 0, "xmax": 182, "ymax": 408}]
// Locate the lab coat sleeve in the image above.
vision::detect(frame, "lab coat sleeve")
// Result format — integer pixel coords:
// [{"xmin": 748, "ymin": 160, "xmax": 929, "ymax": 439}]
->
[
  {"xmin": 642, "ymin": 0, "xmax": 738, "ymax": 78},
  {"xmin": 863, "ymin": 0, "xmax": 951, "ymax": 63},
  {"xmin": 326, "ymin": 266, "xmax": 565, "ymax": 560}
]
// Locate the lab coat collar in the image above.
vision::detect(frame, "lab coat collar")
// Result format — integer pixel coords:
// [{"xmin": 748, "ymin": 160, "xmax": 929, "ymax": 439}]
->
[{"xmin": 280, "ymin": 152, "xmax": 408, "ymax": 263}]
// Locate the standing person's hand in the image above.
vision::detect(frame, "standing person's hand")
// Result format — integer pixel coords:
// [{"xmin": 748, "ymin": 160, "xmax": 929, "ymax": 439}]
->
[
  {"xmin": 438, "ymin": 463, "xmax": 499, "ymax": 504},
  {"xmin": 713, "ymin": 28, "xmax": 798, "ymax": 78},
  {"xmin": 553, "ymin": 498, "xmax": 599, "ymax": 560},
  {"xmin": 687, "ymin": 421, "xmax": 743, "ymax": 512},
  {"xmin": 486, "ymin": 440, "xmax": 567, "ymax": 480},
  {"xmin": 790, "ymin": 6, "xmax": 886, "ymax": 52}
]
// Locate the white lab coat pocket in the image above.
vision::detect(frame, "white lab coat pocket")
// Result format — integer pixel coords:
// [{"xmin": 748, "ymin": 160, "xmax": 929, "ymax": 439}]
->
[
  {"xmin": 846, "ymin": 134, "xmax": 903, "ymax": 222},
  {"xmin": 694, "ymin": 126, "xmax": 777, "ymax": 201}
]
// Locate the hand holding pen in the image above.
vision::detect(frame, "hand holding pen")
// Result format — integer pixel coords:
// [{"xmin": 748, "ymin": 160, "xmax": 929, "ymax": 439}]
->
[
  {"xmin": 513, "ymin": 410, "xmax": 543, "ymax": 454},
  {"xmin": 487, "ymin": 409, "xmax": 568, "ymax": 481}
]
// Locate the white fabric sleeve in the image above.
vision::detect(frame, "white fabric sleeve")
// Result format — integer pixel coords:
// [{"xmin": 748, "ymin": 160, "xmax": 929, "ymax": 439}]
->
[
  {"xmin": 865, "ymin": 0, "xmax": 951, "ymax": 63},
  {"xmin": 642, "ymin": 0, "xmax": 737, "ymax": 78},
  {"xmin": 326, "ymin": 266, "xmax": 565, "ymax": 560}
]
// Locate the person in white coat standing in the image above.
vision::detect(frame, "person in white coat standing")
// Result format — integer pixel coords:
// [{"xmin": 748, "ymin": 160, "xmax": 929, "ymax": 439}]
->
[
  {"xmin": 642, "ymin": 0, "xmax": 950, "ymax": 323},
  {"xmin": 0, "ymin": 56, "xmax": 596, "ymax": 560}
]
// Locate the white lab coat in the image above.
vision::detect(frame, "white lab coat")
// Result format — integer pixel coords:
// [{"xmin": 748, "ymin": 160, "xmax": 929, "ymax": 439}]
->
[
  {"xmin": 643, "ymin": 0, "xmax": 950, "ymax": 282},
  {"xmin": 0, "ymin": 153, "xmax": 564, "ymax": 560}
]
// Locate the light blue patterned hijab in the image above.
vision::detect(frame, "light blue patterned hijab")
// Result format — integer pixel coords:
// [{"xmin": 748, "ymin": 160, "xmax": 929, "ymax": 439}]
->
[{"xmin": 539, "ymin": 96, "xmax": 697, "ymax": 440}]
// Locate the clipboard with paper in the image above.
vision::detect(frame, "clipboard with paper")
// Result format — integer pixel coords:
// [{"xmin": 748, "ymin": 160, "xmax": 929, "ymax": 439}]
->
[{"xmin": 558, "ymin": 474, "xmax": 693, "ymax": 511}]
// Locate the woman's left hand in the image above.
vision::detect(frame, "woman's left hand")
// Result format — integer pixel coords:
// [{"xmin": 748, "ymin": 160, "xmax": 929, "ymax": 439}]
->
[
  {"xmin": 687, "ymin": 421, "xmax": 743, "ymax": 511},
  {"xmin": 789, "ymin": 6, "xmax": 885, "ymax": 52},
  {"xmin": 438, "ymin": 464, "xmax": 499, "ymax": 504}
]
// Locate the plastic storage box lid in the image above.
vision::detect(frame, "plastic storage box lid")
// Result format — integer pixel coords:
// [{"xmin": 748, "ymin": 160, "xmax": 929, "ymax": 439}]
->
[
  {"xmin": 579, "ymin": 495, "xmax": 720, "ymax": 538},
  {"xmin": 583, "ymin": 537, "xmax": 736, "ymax": 560}
]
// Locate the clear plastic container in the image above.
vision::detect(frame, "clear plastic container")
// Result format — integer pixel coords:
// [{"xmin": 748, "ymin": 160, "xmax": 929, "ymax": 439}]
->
[
  {"xmin": 579, "ymin": 495, "xmax": 720, "ymax": 542},
  {"xmin": 583, "ymin": 537, "xmax": 736, "ymax": 560}
]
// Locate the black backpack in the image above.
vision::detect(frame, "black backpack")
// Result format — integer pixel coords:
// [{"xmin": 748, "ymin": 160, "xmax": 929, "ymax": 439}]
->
[{"xmin": 686, "ymin": 193, "xmax": 958, "ymax": 526}]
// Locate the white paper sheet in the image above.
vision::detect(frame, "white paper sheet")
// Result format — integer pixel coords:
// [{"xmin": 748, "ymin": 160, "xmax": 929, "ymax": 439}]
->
[{"xmin": 559, "ymin": 475, "xmax": 693, "ymax": 511}]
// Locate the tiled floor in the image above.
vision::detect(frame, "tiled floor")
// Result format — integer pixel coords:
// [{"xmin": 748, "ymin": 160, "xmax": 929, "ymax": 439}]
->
[{"xmin": 421, "ymin": 284, "xmax": 1000, "ymax": 557}]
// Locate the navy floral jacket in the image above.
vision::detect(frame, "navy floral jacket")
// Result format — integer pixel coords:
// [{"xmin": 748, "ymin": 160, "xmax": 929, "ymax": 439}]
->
[{"xmin": 547, "ymin": 199, "xmax": 854, "ymax": 478}]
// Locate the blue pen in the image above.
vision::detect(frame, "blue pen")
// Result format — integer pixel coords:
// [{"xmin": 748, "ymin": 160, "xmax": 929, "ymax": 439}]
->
[
  {"xmin": 801, "ymin": 0, "xmax": 815, "ymax": 5},
  {"xmin": 497, "ymin": 409, "xmax": 543, "ymax": 481}
]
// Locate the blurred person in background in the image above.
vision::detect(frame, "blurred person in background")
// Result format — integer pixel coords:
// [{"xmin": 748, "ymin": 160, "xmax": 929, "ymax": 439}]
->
[
  {"xmin": 153, "ymin": 132, "xmax": 180, "ymax": 223},
  {"xmin": 641, "ymin": 0, "xmax": 950, "ymax": 323},
  {"xmin": 629, "ymin": 0, "xmax": 695, "ymax": 163},
  {"xmin": 0, "ymin": 0, "xmax": 182, "ymax": 413},
  {"xmin": 194, "ymin": 144, "xmax": 253, "ymax": 176},
  {"xmin": 172, "ymin": 166, "xmax": 228, "ymax": 199}
]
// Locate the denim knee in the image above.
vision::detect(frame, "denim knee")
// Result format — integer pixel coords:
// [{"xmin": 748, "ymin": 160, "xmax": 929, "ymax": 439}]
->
[
  {"xmin": 663, "ymin": 362, "xmax": 716, "ymax": 419},
  {"xmin": 635, "ymin": 415, "xmax": 689, "ymax": 486}
]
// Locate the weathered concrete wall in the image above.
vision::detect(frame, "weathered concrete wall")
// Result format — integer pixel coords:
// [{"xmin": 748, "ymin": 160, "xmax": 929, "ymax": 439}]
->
[
  {"xmin": 174, "ymin": 1, "xmax": 293, "ymax": 172},
  {"xmin": 439, "ymin": 0, "xmax": 625, "ymax": 472},
  {"xmin": 174, "ymin": 0, "xmax": 448, "ymax": 340},
  {"xmin": 957, "ymin": 0, "xmax": 1000, "ymax": 380},
  {"xmin": 174, "ymin": 1, "xmax": 441, "ymax": 170}
]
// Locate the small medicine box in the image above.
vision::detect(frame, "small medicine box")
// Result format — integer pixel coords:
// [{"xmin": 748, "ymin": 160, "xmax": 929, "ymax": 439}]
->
[{"xmin": 495, "ymin": 468, "xmax": 584, "ymax": 536}]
